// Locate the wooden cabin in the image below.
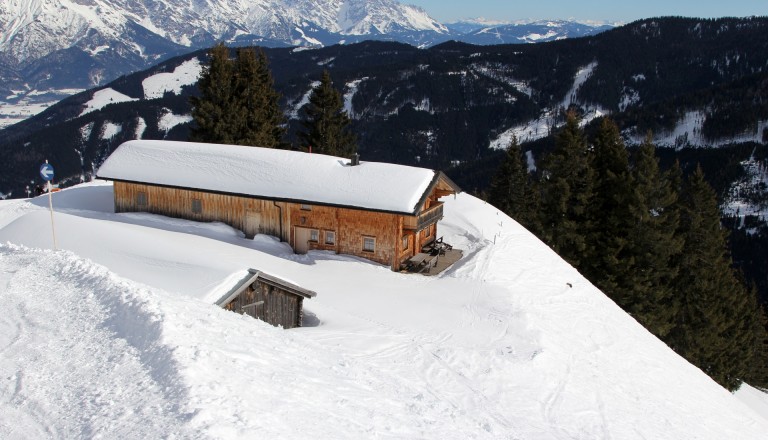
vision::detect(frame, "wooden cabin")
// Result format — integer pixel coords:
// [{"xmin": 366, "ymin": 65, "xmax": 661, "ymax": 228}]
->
[
  {"xmin": 215, "ymin": 269, "xmax": 316, "ymax": 329},
  {"xmin": 96, "ymin": 140, "xmax": 461, "ymax": 271}
]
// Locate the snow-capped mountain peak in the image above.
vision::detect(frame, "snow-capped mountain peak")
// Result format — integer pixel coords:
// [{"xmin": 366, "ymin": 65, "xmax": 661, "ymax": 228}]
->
[{"xmin": 0, "ymin": 0, "xmax": 446, "ymax": 65}]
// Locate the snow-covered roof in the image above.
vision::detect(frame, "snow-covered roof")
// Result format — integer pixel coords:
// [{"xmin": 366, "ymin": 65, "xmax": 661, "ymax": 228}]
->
[
  {"xmin": 215, "ymin": 268, "xmax": 316, "ymax": 307},
  {"xmin": 97, "ymin": 140, "xmax": 443, "ymax": 215}
]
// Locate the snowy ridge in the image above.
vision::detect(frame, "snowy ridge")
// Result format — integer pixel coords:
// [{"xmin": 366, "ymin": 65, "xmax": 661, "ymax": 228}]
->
[
  {"xmin": 454, "ymin": 20, "xmax": 613, "ymax": 45},
  {"xmin": 0, "ymin": 183, "xmax": 767, "ymax": 438}
]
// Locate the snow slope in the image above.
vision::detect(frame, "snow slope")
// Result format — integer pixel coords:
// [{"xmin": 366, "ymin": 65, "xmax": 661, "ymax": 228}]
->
[
  {"xmin": 490, "ymin": 62, "xmax": 608, "ymax": 149},
  {"xmin": 1, "ymin": 181, "xmax": 767, "ymax": 439}
]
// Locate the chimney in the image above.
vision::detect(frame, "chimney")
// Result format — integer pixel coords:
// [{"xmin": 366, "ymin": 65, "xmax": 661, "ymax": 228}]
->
[{"xmin": 351, "ymin": 153, "xmax": 360, "ymax": 166}]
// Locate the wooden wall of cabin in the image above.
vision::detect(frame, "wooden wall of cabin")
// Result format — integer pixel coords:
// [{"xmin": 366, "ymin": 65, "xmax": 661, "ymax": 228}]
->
[
  {"xmin": 286, "ymin": 203, "xmax": 402, "ymax": 269},
  {"xmin": 112, "ymin": 181, "xmax": 436, "ymax": 271},
  {"xmin": 414, "ymin": 222, "xmax": 436, "ymax": 252},
  {"xmin": 113, "ymin": 182, "xmax": 286, "ymax": 240}
]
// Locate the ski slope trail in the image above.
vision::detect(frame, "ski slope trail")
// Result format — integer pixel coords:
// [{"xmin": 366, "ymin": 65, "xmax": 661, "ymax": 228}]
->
[{"xmin": 0, "ymin": 245, "xmax": 192, "ymax": 439}]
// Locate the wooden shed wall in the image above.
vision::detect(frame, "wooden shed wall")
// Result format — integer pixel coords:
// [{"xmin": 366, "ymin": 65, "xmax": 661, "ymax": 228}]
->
[{"xmin": 223, "ymin": 280, "xmax": 304, "ymax": 329}]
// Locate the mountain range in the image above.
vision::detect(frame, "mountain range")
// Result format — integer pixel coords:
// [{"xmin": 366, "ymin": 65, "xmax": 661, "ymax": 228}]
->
[{"xmin": 0, "ymin": 0, "xmax": 611, "ymax": 129}]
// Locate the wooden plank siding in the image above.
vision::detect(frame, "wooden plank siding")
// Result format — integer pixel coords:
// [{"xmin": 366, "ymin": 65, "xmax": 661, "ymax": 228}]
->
[
  {"xmin": 114, "ymin": 181, "xmax": 286, "ymax": 240},
  {"xmin": 288, "ymin": 202, "xmax": 404, "ymax": 269},
  {"xmin": 223, "ymin": 281, "xmax": 304, "ymax": 329},
  {"xmin": 113, "ymin": 180, "xmax": 450, "ymax": 271}
]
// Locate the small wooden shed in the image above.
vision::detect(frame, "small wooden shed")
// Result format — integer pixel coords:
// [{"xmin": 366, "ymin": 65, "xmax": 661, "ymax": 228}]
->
[{"xmin": 215, "ymin": 269, "xmax": 316, "ymax": 329}]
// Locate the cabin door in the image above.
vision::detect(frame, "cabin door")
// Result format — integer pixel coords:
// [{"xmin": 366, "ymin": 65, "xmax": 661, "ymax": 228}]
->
[
  {"xmin": 245, "ymin": 210, "xmax": 262, "ymax": 238},
  {"xmin": 294, "ymin": 227, "xmax": 311, "ymax": 254}
]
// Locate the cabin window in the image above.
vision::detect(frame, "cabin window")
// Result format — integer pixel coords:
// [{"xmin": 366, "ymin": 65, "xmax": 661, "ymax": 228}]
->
[
  {"xmin": 422, "ymin": 227, "xmax": 431, "ymax": 239},
  {"xmin": 136, "ymin": 191, "xmax": 147, "ymax": 207},
  {"xmin": 191, "ymin": 198, "xmax": 203, "ymax": 214},
  {"xmin": 310, "ymin": 229, "xmax": 319, "ymax": 242},
  {"xmin": 402, "ymin": 235, "xmax": 409, "ymax": 250},
  {"xmin": 325, "ymin": 231, "xmax": 336, "ymax": 245},
  {"xmin": 363, "ymin": 236, "xmax": 376, "ymax": 253},
  {"xmin": 301, "ymin": 204, "xmax": 312, "ymax": 211}
]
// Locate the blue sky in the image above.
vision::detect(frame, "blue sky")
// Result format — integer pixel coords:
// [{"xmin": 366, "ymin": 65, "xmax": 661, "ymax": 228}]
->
[{"xmin": 404, "ymin": 1, "xmax": 768, "ymax": 24}]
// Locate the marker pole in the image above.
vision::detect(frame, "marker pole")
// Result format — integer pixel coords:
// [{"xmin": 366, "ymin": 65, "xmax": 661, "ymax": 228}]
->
[{"xmin": 47, "ymin": 179, "xmax": 58, "ymax": 250}]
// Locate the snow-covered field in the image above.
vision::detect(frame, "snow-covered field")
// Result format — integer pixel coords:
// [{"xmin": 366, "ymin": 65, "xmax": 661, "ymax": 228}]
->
[
  {"xmin": 142, "ymin": 59, "xmax": 202, "ymax": 100},
  {"xmin": 1, "ymin": 181, "xmax": 767, "ymax": 439},
  {"xmin": 80, "ymin": 88, "xmax": 138, "ymax": 117}
]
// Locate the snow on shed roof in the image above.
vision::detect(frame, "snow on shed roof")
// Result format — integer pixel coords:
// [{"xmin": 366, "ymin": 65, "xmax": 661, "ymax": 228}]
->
[{"xmin": 97, "ymin": 140, "xmax": 438, "ymax": 214}]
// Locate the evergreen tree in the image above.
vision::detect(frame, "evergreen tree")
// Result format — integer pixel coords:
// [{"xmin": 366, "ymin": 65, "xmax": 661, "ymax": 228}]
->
[
  {"xmin": 538, "ymin": 110, "xmax": 594, "ymax": 267},
  {"xmin": 627, "ymin": 134, "xmax": 682, "ymax": 339},
  {"xmin": 298, "ymin": 70, "xmax": 357, "ymax": 157},
  {"xmin": 232, "ymin": 48, "xmax": 287, "ymax": 148},
  {"xmin": 190, "ymin": 45, "xmax": 287, "ymax": 147},
  {"xmin": 487, "ymin": 136, "xmax": 541, "ymax": 234},
  {"xmin": 190, "ymin": 44, "xmax": 235, "ymax": 144},
  {"xmin": 669, "ymin": 166, "xmax": 758, "ymax": 391},
  {"xmin": 746, "ymin": 304, "xmax": 768, "ymax": 388},
  {"xmin": 582, "ymin": 118, "xmax": 639, "ymax": 301}
]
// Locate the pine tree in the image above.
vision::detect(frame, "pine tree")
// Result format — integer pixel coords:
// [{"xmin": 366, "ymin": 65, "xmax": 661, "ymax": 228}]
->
[
  {"xmin": 669, "ymin": 166, "xmax": 757, "ymax": 391},
  {"xmin": 190, "ymin": 45, "xmax": 287, "ymax": 148},
  {"xmin": 233, "ymin": 48, "xmax": 287, "ymax": 148},
  {"xmin": 582, "ymin": 118, "xmax": 639, "ymax": 300},
  {"xmin": 627, "ymin": 134, "xmax": 682, "ymax": 339},
  {"xmin": 538, "ymin": 110, "xmax": 594, "ymax": 267},
  {"xmin": 746, "ymin": 304, "xmax": 768, "ymax": 388},
  {"xmin": 487, "ymin": 136, "xmax": 541, "ymax": 234},
  {"xmin": 298, "ymin": 70, "xmax": 356, "ymax": 157},
  {"xmin": 190, "ymin": 44, "xmax": 235, "ymax": 144}
]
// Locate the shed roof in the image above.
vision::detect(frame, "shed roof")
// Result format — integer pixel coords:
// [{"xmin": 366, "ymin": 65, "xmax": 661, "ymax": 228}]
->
[
  {"xmin": 97, "ymin": 140, "xmax": 451, "ymax": 215},
  {"xmin": 215, "ymin": 269, "xmax": 317, "ymax": 308}
]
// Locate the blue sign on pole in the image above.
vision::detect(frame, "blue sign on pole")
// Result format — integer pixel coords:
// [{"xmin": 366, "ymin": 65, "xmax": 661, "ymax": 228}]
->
[{"xmin": 40, "ymin": 163, "xmax": 54, "ymax": 181}]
